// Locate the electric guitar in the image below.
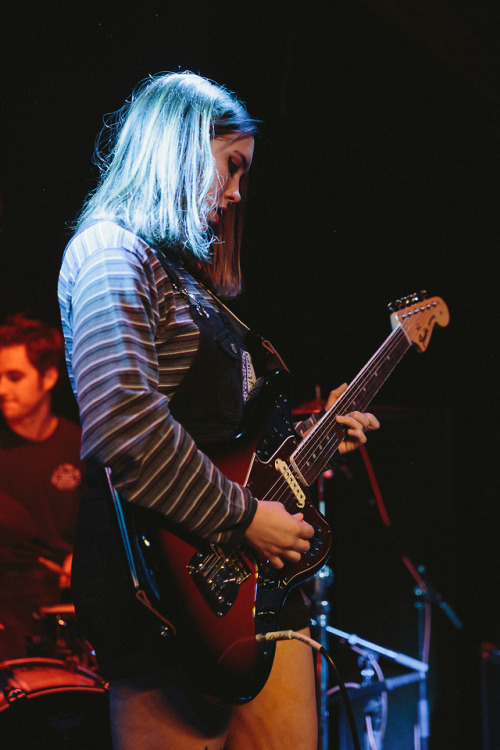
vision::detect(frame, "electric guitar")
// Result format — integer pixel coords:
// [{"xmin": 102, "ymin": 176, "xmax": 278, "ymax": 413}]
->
[{"xmin": 109, "ymin": 292, "xmax": 449, "ymax": 703}]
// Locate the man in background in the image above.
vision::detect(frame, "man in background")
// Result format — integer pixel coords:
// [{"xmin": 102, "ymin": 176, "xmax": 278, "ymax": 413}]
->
[{"xmin": 0, "ymin": 314, "xmax": 85, "ymax": 661}]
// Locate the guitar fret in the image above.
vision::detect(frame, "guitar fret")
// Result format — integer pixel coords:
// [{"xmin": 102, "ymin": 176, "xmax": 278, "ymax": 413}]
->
[{"xmin": 292, "ymin": 324, "xmax": 412, "ymax": 485}]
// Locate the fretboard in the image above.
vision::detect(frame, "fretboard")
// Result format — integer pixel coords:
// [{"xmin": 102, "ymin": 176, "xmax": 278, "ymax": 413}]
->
[{"xmin": 291, "ymin": 325, "xmax": 411, "ymax": 485}]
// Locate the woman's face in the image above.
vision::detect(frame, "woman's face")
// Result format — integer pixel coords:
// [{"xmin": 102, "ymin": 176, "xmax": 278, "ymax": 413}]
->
[{"xmin": 208, "ymin": 135, "xmax": 254, "ymax": 224}]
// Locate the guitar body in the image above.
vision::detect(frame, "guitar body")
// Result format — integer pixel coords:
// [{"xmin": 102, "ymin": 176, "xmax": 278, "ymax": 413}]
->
[{"xmin": 121, "ymin": 370, "xmax": 332, "ymax": 703}]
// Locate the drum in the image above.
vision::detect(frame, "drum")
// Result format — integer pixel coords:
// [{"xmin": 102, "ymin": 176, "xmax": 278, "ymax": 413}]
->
[{"xmin": 0, "ymin": 658, "xmax": 112, "ymax": 749}]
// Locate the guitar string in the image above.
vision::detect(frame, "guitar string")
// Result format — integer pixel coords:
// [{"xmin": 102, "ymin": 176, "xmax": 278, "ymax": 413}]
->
[
  {"xmin": 206, "ymin": 472, "xmax": 301, "ymax": 583},
  {"xmin": 222, "ymin": 322, "xmax": 411, "ymax": 514},
  {"xmin": 237, "ymin": 319, "xmax": 415, "ymax": 524},
  {"xmin": 296, "ymin": 340, "xmax": 405, "ymax": 476},
  {"xmin": 203, "ymin": 544, "xmax": 248, "ymax": 585},
  {"xmin": 200, "ymin": 547, "xmax": 221, "ymax": 580},
  {"xmin": 292, "ymin": 306, "xmax": 426, "ymax": 470},
  {"xmin": 293, "ymin": 321, "xmax": 413, "ymax": 479},
  {"xmin": 252, "ymin": 313, "xmax": 429, "ymax": 572},
  {"xmin": 251, "ymin": 328, "xmax": 405, "ymax": 508},
  {"xmin": 297, "ymin": 298, "xmax": 441, "ymax": 474},
  {"xmin": 207, "ymin": 308, "xmax": 433, "ymax": 578},
  {"xmin": 290, "ymin": 340, "xmax": 402, "ymax": 479}
]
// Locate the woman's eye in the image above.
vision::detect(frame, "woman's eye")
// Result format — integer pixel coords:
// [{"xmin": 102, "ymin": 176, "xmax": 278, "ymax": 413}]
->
[{"xmin": 228, "ymin": 158, "xmax": 239, "ymax": 176}]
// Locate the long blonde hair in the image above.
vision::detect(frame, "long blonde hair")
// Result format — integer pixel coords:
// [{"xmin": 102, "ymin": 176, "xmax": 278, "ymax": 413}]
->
[{"xmin": 77, "ymin": 72, "xmax": 259, "ymax": 296}]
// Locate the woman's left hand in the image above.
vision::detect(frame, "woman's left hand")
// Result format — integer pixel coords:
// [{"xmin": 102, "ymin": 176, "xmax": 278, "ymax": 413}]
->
[{"xmin": 325, "ymin": 383, "xmax": 380, "ymax": 454}]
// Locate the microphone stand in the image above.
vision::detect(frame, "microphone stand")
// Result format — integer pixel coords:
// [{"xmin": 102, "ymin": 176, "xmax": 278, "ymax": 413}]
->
[
  {"xmin": 296, "ymin": 386, "xmax": 336, "ymax": 750},
  {"xmin": 306, "ymin": 404, "xmax": 462, "ymax": 748},
  {"xmin": 319, "ymin": 623, "xmax": 429, "ymax": 675},
  {"xmin": 314, "ymin": 470, "xmax": 335, "ymax": 750},
  {"xmin": 315, "ymin": 622, "xmax": 428, "ymax": 750},
  {"xmin": 413, "ymin": 566, "xmax": 463, "ymax": 750},
  {"xmin": 359, "ymin": 446, "xmax": 463, "ymax": 749}
]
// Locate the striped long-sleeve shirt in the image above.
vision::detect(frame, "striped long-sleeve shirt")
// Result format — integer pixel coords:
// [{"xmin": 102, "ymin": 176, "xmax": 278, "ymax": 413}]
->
[{"xmin": 58, "ymin": 220, "xmax": 257, "ymax": 545}]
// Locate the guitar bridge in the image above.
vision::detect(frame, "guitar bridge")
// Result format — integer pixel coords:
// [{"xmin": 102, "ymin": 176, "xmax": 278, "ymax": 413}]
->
[{"xmin": 188, "ymin": 545, "xmax": 252, "ymax": 617}]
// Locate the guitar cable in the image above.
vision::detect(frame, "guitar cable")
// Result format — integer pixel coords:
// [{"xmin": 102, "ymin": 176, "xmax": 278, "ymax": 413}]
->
[{"xmin": 255, "ymin": 630, "xmax": 361, "ymax": 750}]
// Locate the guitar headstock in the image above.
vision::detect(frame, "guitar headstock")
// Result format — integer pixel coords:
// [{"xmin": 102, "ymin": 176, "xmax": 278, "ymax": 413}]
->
[{"xmin": 388, "ymin": 291, "xmax": 450, "ymax": 352}]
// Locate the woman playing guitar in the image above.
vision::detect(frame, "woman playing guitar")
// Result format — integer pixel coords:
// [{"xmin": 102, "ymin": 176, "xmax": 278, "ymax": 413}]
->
[{"xmin": 58, "ymin": 72, "xmax": 379, "ymax": 750}]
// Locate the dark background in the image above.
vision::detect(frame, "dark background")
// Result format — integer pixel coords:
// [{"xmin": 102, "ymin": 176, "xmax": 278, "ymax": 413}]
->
[{"xmin": 1, "ymin": 1, "xmax": 498, "ymax": 747}]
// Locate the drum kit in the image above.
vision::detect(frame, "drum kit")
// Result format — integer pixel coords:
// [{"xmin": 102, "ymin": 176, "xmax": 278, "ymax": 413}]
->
[
  {"xmin": 0, "ymin": 607, "xmax": 113, "ymax": 749},
  {"xmin": 0, "ymin": 657, "xmax": 111, "ymax": 749},
  {"xmin": 0, "ymin": 499, "xmax": 112, "ymax": 749}
]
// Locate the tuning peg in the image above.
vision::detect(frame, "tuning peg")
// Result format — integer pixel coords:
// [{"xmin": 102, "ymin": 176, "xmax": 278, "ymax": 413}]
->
[
  {"xmin": 387, "ymin": 296, "xmax": 406, "ymax": 312},
  {"xmin": 388, "ymin": 290, "xmax": 430, "ymax": 312},
  {"xmin": 410, "ymin": 290, "xmax": 428, "ymax": 304}
]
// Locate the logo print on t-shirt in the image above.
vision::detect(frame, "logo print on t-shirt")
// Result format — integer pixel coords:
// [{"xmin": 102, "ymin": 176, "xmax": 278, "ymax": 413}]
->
[{"xmin": 51, "ymin": 463, "xmax": 82, "ymax": 491}]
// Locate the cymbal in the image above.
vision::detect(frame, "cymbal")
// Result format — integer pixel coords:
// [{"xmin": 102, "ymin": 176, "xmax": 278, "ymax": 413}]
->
[
  {"xmin": 38, "ymin": 603, "xmax": 76, "ymax": 616},
  {"xmin": 292, "ymin": 398, "xmax": 325, "ymax": 416}
]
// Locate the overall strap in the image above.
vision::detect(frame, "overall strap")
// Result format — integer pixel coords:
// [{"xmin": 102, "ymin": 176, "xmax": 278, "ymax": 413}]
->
[{"xmin": 156, "ymin": 250, "xmax": 289, "ymax": 375}]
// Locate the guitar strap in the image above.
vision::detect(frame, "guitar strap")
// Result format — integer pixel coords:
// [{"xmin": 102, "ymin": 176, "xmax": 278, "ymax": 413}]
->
[{"xmin": 156, "ymin": 250, "xmax": 289, "ymax": 377}]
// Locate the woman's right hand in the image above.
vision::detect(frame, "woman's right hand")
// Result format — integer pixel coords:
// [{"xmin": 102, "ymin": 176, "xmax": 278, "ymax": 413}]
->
[{"xmin": 244, "ymin": 500, "xmax": 314, "ymax": 569}]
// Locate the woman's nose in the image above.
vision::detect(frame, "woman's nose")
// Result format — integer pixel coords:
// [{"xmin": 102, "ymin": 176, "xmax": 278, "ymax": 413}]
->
[{"xmin": 224, "ymin": 176, "xmax": 242, "ymax": 204}]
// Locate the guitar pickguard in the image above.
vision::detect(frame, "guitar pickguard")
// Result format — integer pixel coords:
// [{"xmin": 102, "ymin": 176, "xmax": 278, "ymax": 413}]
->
[{"xmin": 254, "ymin": 392, "xmax": 296, "ymax": 462}]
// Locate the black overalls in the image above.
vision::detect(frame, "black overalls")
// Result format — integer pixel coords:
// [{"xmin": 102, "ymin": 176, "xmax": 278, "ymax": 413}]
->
[{"xmin": 70, "ymin": 262, "xmax": 308, "ymax": 682}]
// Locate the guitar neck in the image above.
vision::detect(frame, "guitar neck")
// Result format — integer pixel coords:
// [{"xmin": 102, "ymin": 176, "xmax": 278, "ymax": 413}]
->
[{"xmin": 291, "ymin": 324, "xmax": 411, "ymax": 485}]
